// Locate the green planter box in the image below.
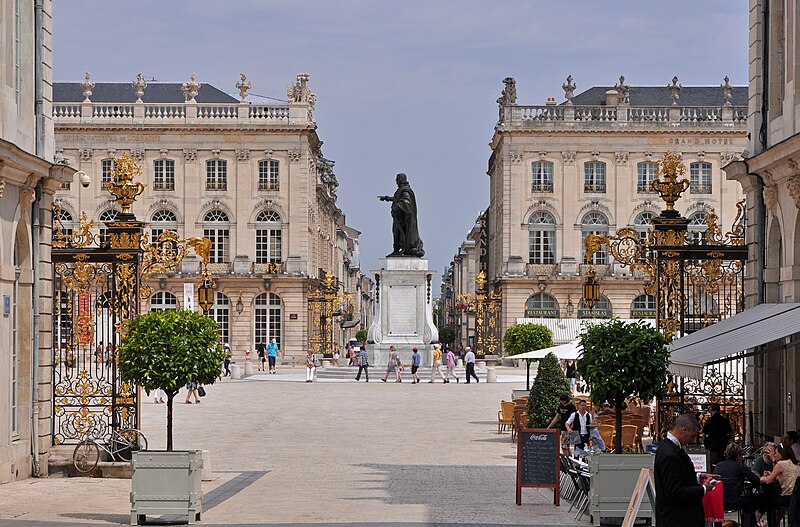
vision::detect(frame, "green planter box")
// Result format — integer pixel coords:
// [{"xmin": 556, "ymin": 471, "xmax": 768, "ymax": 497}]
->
[
  {"xmin": 589, "ymin": 453, "xmax": 654, "ymax": 526},
  {"xmin": 130, "ymin": 450, "xmax": 203, "ymax": 525}
]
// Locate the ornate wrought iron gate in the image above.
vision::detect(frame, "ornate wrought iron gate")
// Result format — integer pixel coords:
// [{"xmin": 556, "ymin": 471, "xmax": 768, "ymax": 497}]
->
[
  {"xmin": 307, "ymin": 272, "xmax": 351, "ymax": 357},
  {"xmin": 474, "ymin": 271, "xmax": 502, "ymax": 357}
]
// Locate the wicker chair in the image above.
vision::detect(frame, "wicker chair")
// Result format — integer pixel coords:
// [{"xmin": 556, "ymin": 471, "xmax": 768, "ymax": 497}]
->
[
  {"xmin": 612, "ymin": 424, "xmax": 640, "ymax": 453},
  {"xmin": 498, "ymin": 401, "xmax": 515, "ymax": 434},
  {"xmin": 597, "ymin": 424, "xmax": 614, "ymax": 452}
]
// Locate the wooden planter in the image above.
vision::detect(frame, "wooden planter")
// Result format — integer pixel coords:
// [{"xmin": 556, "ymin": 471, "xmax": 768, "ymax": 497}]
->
[
  {"xmin": 588, "ymin": 453, "xmax": 654, "ymax": 526},
  {"xmin": 130, "ymin": 450, "xmax": 203, "ymax": 525}
]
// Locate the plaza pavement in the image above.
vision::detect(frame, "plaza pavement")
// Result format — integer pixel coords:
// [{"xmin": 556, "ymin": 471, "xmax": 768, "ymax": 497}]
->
[{"xmin": 0, "ymin": 366, "xmax": 585, "ymax": 526}]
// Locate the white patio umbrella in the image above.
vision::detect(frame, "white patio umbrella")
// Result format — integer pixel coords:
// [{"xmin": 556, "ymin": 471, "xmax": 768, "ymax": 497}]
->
[{"xmin": 511, "ymin": 341, "xmax": 582, "ymax": 390}]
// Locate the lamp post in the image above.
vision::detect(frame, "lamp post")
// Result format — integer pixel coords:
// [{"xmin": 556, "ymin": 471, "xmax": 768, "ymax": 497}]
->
[{"xmin": 197, "ymin": 269, "xmax": 215, "ymax": 316}]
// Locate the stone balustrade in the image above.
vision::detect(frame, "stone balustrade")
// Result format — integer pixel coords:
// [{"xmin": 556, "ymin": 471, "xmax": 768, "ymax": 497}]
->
[
  {"xmin": 504, "ymin": 103, "xmax": 747, "ymax": 128},
  {"xmin": 53, "ymin": 101, "xmax": 294, "ymax": 125},
  {"xmin": 252, "ymin": 261, "xmax": 285, "ymax": 275}
]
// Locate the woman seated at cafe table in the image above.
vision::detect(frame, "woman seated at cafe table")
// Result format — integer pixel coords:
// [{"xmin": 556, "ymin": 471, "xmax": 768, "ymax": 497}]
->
[{"xmin": 758, "ymin": 444, "xmax": 800, "ymax": 525}]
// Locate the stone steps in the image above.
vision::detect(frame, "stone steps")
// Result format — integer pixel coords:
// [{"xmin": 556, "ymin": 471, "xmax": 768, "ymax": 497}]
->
[{"xmin": 315, "ymin": 365, "xmax": 485, "ymax": 381}]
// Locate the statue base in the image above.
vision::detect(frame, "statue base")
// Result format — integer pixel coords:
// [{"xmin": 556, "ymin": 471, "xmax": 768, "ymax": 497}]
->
[{"xmin": 366, "ymin": 257, "xmax": 438, "ymax": 367}]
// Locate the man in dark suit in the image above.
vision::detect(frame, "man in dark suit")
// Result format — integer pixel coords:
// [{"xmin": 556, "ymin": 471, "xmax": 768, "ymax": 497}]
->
[{"xmin": 655, "ymin": 413, "xmax": 719, "ymax": 527}]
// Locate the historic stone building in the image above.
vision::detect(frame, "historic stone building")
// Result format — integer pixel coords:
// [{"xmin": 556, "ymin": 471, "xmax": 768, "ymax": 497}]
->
[
  {"xmin": 448, "ymin": 75, "xmax": 748, "ymax": 350},
  {"xmin": 52, "ymin": 73, "xmax": 370, "ymax": 362},
  {"xmin": 0, "ymin": 0, "xmax": 73, "ymax": 483},
  {"xmin": 723, "ymin": 0, "xmax": 800, "ymax": 437}
]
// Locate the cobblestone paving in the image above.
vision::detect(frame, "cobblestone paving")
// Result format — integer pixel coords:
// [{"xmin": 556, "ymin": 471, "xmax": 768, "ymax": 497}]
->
[{"xmin": 0, "ymin": 367, "xmax": 583, "ymax": 526}]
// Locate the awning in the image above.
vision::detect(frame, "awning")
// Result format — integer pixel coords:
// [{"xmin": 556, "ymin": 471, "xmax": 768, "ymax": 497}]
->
[
  {"xmin": 668, "ymin": 303, "xmax": 800, "ymax": 380},
  {"xmin": 517, "ymin": 317, "xmax": 656, "ymax": 344},
  {"xmin": 512, "ymin": 341, "xmax": 581, "ymax": 360}
]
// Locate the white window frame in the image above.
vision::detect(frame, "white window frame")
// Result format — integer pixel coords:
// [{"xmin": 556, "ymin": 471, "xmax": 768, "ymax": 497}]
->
[
  {"xmin": 527, "ymin": 211, "xmax": 556, "ymax": 264},
  {"xmin": 637, "ymin": 162, "xmax": 658, "ymax": 193},
  {"xmin": 581, "ymin": 212, "xmax": 609, "ymax": 264},
  {"xmin": 101, "ymin": 159, "xmax": 114, "ymax": 185},
  {"xmin": 531, "ymin": 161, "xmax": 554, "ymax": 192},
  {"xmin": 209, "ymin": 292, "xmax": 230, "ymax": 344},
  {"xmin": 150, "ymin": 291, "xmax": 178, "ymax": 311},
  {"xmin": 206, "ymin": 159, "xmax": 228, "ymax": 191},
  {"xmin": 258, "ymin": 160, "xmax": 280, "ymax": 191},
  {"xmin": 255, "ymin": 210, "xmax": 282, "ymax": 263},
  {"xmin": 254, "ymin": 292, "xmax": 282, "ymax": 348},
  {"xmin": 150, "ymin": 210, "xmax": 178, "ymax": 241},
  {"xmin": 153, "ymin": 159, "xmax": 175, "ymax": 191},
  {"xmin": 203, "ymin": 210, "xmax": 230, "ymax": 263},
  {"xmin": 690, "ymin": 162, "xmax": 713, "ymax": 194},
  {"xmin": 584, "ymin": 161, "xmax": 606, "ymax": 193}
]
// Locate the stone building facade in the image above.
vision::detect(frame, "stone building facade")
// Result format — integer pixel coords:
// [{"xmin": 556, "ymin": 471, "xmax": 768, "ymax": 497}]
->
[
  {"xmin": 0, "ymin": 0, "xmax": 73, "ymax": 483},
  {"xmin": 448, "ymin": 76, "xmax": 748, "ymax": 350},
  {"xmin": 724, "ymin": 0, "xmax": 800, "ymax": 437},
  {"xmin": 52, "ymin": 73, "xmax": 370, "ymax": 362}
]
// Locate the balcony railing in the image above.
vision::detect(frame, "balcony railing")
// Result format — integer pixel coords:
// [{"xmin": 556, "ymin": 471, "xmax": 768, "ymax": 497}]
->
[
  {"xmin": 506, "ymin": 103, "xmax": 747, "ymax": 129},
  {"xmin": 584, "ymin": 183, "xmax": 606, "ymax": 193},
  {"xmin": 52, "ymin": 101, "xmax": 293, "ymax": 125},
  {"xmin": 258, "ymin": 181, "xmax": 280, "ymax": 192},
  {"xmin": 252, "ymin": 262, "xmax": 285, "ymax": 274},
  {"xmin": 206, "ymin": 181, "xmax": 227, "ymax": 192},
  {"xmin": 691, "ymin": 183, "xmax": 713, "ymax": 194},
  {"xmin": 207, "ymin": 262, "xmax": 232, "ymax": 274},
  {"xmin": 637, "ymin": 182, "xmax": 657, "ymax": 193},
  {"xmin": 531, "ymin": 181, "xmax": 554, "ymax": 192},
  {"xmin": 153, "ymin": 181, "xmax": 175, "ymax": 191},
  {"xmin": 526, "ymin": 263, "xmax": 559, "ymax": 276}
]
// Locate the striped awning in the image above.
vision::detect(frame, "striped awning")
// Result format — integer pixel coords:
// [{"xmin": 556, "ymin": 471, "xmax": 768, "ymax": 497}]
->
[
  {"xmin": 668, "ymin": 303, "xmax": 800, "ymax": 380},
  {"xmin": 516, "ymin": 317, "xmax": 656, "ymax": 345}
]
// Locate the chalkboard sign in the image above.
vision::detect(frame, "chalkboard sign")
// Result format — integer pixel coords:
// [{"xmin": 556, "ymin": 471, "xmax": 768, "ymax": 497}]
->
[{"xmin": 516, "ymin": 428, "xmax": 560, "ymax": 506}]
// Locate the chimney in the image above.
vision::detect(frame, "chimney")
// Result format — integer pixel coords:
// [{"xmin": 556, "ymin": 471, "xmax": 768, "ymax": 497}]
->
[{"xmin": 605, "ymin": 90, "xmax": 619, "ymax": 106}]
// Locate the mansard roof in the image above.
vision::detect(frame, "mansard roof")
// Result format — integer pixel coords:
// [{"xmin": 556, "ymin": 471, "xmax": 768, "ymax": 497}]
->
[
  {"xmin": 567, "ymin": 86, "xmax": 747, "ymax": 107},
  {"xmin": 53, "ymin": 82, "xmax": 238, "ymax": 104}
]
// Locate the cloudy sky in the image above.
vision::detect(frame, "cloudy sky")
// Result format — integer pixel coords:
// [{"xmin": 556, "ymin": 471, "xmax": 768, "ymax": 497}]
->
[{"xmin": 53, "ymin": 1, "xmax": 748, "ymax": 286}]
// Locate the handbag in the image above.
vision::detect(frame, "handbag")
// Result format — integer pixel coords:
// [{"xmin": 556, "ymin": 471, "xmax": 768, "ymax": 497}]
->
[{"xmin": 197, "ymin": 386, "xmax": 206, "ymax": 397}]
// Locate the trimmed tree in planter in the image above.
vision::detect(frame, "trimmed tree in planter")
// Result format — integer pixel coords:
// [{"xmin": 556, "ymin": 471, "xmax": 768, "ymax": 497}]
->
[
  {"xmin": 527, "ymin": 352, "xmax": 571, "ymax": 428},
  {"xmin": 355, "ymin": 329, "xmax": 368, "ymax": 343},
  {"xmin": 119, "ymin": 309, "xmax": 225, "ymax": 450},
  {"xmin": 503, "ymin": 323, "xmax": 553, "ymax": 356},
  {"xmin": 578, "ymin": 319, "xmax": 670, "ymax": 453}
]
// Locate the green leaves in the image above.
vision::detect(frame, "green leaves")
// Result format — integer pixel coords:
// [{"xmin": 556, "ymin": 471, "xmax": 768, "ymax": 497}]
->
[
  {"xmin": 577, "ymin": 319, "xmax": 670, "ymax": 406},
  {"xmin": 503, "ymin": 323, "xmax": 553, "ymax": 356},
  {"xmin": 118, "ymin": 309, "xmax": 225, "ymax": 393},
  {"xmin": 527, "ymin": 352, "xmax": 571, "ymax": 428}
]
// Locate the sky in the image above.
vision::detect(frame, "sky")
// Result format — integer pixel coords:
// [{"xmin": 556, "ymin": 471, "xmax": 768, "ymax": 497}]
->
[{"xmin": 53, "ymin": 1, "xmax": 749, "ymax": 287}]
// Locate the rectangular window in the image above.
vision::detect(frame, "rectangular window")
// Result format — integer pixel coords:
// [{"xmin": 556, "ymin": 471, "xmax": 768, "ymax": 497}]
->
[
  {"xmin": 528, "ymin": 230, "xmax": 555, "ymax": 264},
  {"xmin": 531, "ymin": 161, "xmax": 554, "ymax": 192},
  {"xmin": 584, "ymin": 162, "xmax": 606, "ymax": 193},
  {"xmin": 204, "ymin": 228, "xmax": 230, "ymax": 262},
  {"xmin": 258, "ymin": 160, "xmax": 280, "ymax": 191},
  {"xmin": 153, "ymin": 160, "xmax": 175, "ymax": 191},
  {"xmin": 101, "ymin": 159, "xmax": 114, "ymax": 185},
  {"xmin": 637, "ymin": 162, "xmax": 658, "ymax": 193},
  {"xmin": 256, "ymin": 229, "xmax": 282, "ymax": 263},
  {"xmin": 690, "ymin": 162, "xmax": 713, "ymax": 194},
  {"xmin": 206, "ymin": 160, "xmax": 227, "ymax": 191}
]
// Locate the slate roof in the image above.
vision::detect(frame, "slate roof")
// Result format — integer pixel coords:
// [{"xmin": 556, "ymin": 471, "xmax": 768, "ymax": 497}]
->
[
  {"xmin": 565, "ymin": 86, "xmax": 748, "ymax": 107},
  {"xmin": 53, "ymin": 82, "xmax": 238, "ymax": 104}
]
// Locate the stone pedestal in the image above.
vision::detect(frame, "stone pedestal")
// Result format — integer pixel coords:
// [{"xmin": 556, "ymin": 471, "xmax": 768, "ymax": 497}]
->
[{"xmin": 367, "ymin": 257, "xmax": 439, "ymax": 367}]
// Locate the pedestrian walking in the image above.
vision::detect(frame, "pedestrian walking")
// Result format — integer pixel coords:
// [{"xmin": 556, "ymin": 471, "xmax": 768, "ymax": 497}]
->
[
  {"xmin": 355, "ymin": 345, "xmax": 369, "ymax": 382},
  {"xmin": 464, "ymin": 346, "xmax": 479, "ymax": 383},
  {"xmin": 429, "ymin": 344, "xmax": 445, "ymax": 383},
  {"xmin": 223, "ymin": 344, "xmax": 232, "ymax": 377},
  {"xmin": 256, "ymin": 339, "xmax": 266, "ymax": 371},
  {"xmin": 444, "ymin": 346, "xmax": 459, "ymax": 383},
  {"xmin": 348, "ymin": 344, "xmax": 356, "ymax": 366},
  {"xmin": 184, "ymin": 379, "xmax": 200, "ymax": 404},
  {"xmin": 152, "ymin": 388, "xmax": 166, "ymax": 403},
  {"xmin": 410, "ymin": 347, "xmax": 421, "ymax": 383},
  {"xmin": 381, "ymin": 345, "xmax": 402, "ymax": 382},
  {"xmin": 305, "ymin": 349, "xmax": 317, "ymax": 382},
  {"xmin": 267, "ymin": 338, "xmax": 280, "ymax": 374},
  {"xmin": 332, "ymin": 343, "xmax": 340, "ymax": 366}
]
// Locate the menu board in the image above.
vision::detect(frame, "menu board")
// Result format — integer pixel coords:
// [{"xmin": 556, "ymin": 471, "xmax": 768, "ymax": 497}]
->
[{"xmin": 516, "ymin": 428, "xmax": 560, "ymax": 506}]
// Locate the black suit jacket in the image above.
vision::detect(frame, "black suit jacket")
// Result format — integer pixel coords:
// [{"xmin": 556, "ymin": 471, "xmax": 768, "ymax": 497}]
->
[{"xmin": 654, "ymin": 438, "xmax": 705, "ymax": 527}]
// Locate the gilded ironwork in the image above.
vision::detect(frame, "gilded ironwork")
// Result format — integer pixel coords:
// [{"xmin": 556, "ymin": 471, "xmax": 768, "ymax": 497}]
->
[
  {"xmin": 307, "ymin": 272, "xmax": 352, "ymax": 356},
  {"xmin": 458, "ymin": 271, "xmax": 502, "ymax": 357},
  {"xmin": 652, "ymin": 151, "xmax": 690, "ymax": 211},
  {"xmin": 52, "ymin": 154, "xmax": 214, "ymax": 445}
]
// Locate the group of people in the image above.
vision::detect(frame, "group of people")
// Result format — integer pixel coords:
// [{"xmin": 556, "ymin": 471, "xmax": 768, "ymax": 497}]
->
[
  {"xmin": 548, "ymin": 393, "xmax": 608, "ymax": 455},
  {"xmin": 375, "ymin": 344, "xmax": 479, "ymax": 384},
  {"xmin": 255, "ymin": 338, "xmax": 282, "ymax": 373}
]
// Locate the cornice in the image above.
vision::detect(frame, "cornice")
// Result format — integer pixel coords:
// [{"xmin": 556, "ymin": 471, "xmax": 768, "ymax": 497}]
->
[
  {"xmin": 492, "ymin": 127, "xmax": 746, "ymax": 137},
  {"xmin": 54, "ymin": 123, "xmax": 318, "ymax": 134}
]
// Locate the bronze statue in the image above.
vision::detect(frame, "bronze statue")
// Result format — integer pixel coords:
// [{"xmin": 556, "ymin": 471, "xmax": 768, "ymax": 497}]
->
[{"xmin": 378, "ymin": 173, "xmax": 425, "ymax": 257}]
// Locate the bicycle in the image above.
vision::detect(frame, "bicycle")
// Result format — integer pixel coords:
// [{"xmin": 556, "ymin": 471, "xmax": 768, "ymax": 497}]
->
[{"xmin": 72, "ymin": 425, "xmax": 148, "ymax": 473}]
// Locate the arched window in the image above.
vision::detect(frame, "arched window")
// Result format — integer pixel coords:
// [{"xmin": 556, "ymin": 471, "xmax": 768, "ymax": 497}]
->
[
  {"xmin": 55, "ymin": 209, "xmax": 74, "ymax": 237},
  {"xmin": 206, "ymin": 159, "xmax": 227, "ymax": 191},
  {"xmin": 584, "ymin": 161, "xmax": 606, "ymax": 193},
  {"xmin": 633, "ymin": 211, "xmax": 656, "ymax": 239},
  {"xmin": 258, "ymin": 160, "xmax": 280, "ymax": 191},
  {"xmin": 688, "ymin": 212, "xmax": 708, "ymax": 244},
  {"xmin": 581, "ymin": 211, "xmax": 609, "ymax": 264},
  {"xmin": 690, "ymin": 162, "xmax": 712, "ymax": 194},
  {"xmin": 153, "ymin": 159, "xmax": 175, "ymax": 191},
  {"xmin": 150, "ymin": 209, "xmax": 178, "ymax": 241},
  {"xmin": 531, "ymin": 161, "xmax": 554, "ymax": 192},
  {"xmin": 524, "ymin": 292, "xmax": 559, "ymax": 317},
  {"xmin": 578, "ymin": 294, "xmax": 612, "ymax": 318},
  {"xmin": 254, "ymin": 292, "xmax": 282, "ymax": 347},
  {"xmin": 528, "ymin": 211, "xmax": 556, "ymax": 264},
  {"xmin": 637, "ymin": 162, "xmax": 658, "ymax": 193},
  {"xmin": 255, "ymin": 210, "xmax": 282, "ymax": 263},
  {"xmin": 98, "ymin": 209, "xmax": 119, "ymax": 245},
  {"xmin": 150, "ymin": 291, "xmax": 178, "ymax": 311},
  {"xmin": 631, "ymin": 294, "xmax": 656, "ymax": 318},
  {"xmin": 203, "ymin": 210, "xmax": 230, "ymax": 263},
  {"xmin": 209, "ymin": 292, "xmax": 230, "ymax": 344}
]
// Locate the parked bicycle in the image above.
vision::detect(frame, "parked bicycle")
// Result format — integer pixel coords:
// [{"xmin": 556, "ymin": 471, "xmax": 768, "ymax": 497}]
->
[{"xmin": 72, "ymin": 425, "xmax": 148, "ymax": 473}]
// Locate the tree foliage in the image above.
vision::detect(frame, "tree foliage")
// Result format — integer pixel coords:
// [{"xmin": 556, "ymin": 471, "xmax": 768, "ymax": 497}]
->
[
  {"xmin": 119, "ymin": 309, "xmax": 225, "ymax": 450},
  {"xmin": 437, "ymin": 325, "xmax": 456, "ymax": 346},
  {"xmin": 355, "ymin": 329, "xmax": 368, "ymax": 343},
  {"xmin": 527, "ymin": 352, "xmax": 571, "ymax": 428},
  {"xmin": 503, "ymin": 323, "xmax": 553, "ymax": 356},
  {"xmin": 577, "ymin": 319, "xmax": 670, "ymax": 453}
]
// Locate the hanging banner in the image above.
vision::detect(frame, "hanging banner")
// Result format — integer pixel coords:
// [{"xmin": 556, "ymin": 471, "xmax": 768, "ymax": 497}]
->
[{"xmin": 183, "ymin": 282, "xmax": 195, "ymax": 311}]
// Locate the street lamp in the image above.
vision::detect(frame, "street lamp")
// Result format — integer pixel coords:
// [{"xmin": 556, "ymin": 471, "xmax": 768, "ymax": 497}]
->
[
  {"xmin": 235, "ymin": 293, "xmax": 244, "ymax": 315},
  {"xmin": 582, "ymin": 268, "xmax": 600, "ymax": 311},
  {"xmin": 566, "ymin": 293, "xmax": 575, "ymax": 317},
  {"xmin": 197, "ymin": 270, "xmax": 215, "ymax": 315}
]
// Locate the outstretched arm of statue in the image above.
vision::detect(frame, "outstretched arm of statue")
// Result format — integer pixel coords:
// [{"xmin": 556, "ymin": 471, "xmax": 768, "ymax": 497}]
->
[{"xmin": 378, "ymin": 195, "xmax": 394, "ymax": 202}]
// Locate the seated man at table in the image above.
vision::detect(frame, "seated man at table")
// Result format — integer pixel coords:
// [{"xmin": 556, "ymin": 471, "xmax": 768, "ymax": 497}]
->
[
  {"xmin": 715, "ymin": 443, "xmax": 766, "ymax": 517},
  {"xmin": 752, "ymin": 443, "xmax": 776, "ymax": 477}
]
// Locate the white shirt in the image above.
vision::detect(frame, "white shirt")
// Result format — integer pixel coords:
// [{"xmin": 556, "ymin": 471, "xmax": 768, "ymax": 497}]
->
[
  {"xmin": 567, "ymin": 410, "xmax": 590, "ymax": 435},
  {"xmin": 666, "ymin": 431, "xmax": 706, "ymax": 492},
  {"xmin": 465, "ymin": 350, "xmax": 476, "ymax": 363}
]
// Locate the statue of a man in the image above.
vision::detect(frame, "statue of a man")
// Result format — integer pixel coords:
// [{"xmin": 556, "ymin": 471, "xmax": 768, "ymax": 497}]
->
[{"xmin": 378, "ymin": 173, "xmax": 425, "ymax": 257}]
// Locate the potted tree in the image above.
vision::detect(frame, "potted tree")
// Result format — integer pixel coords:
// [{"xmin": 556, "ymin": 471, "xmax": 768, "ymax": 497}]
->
[
  {"xmin": 503, "ymin": 323, "xmax": 553, "ymax": 398},
  {"xmin": 118, "ymin": 308, "xmax": 225, "ymax": 526},
  {"xmin": 577, "ymin": 319, "xmax": 670, "ymax": 526},
  {"xmin": 526, "ymin": 352, "xmax": 570, "ymax": 428}
]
